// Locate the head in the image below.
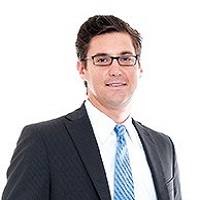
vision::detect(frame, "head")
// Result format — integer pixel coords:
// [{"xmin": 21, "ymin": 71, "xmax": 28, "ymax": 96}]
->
[
  {"xmin": 75, "ymin": 15, "xmax": 143, "ymax": 112},
  {"xmin": 75, "ymin": 15, "xmax": 142, "ymax": 61}
]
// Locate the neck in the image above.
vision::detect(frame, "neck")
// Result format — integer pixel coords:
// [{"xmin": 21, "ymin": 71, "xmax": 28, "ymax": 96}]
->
[{"xmin": 88, "ymin": 98, "xmax": 132, "ymax": 124}]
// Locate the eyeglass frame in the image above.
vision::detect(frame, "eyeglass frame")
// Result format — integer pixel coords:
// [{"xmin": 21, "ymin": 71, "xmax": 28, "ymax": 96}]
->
[{"xmin": 82, "ymin": 54, "xmax": 139, "ymax": 67}]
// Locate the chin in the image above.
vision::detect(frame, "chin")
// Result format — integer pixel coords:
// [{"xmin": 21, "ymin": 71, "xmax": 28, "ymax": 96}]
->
[{"xmin": 106, "ymin": 98, "xmax": 131, "ymax": 108}]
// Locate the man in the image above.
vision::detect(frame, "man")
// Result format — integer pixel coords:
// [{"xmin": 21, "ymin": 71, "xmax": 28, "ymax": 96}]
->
[{"xmin": 2, "ymin": 15, "xmax": 182, "ymax": 200}]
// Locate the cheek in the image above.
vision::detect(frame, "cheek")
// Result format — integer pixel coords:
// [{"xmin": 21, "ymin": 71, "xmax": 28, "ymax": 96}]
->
[
  {"xmin": 128, "ymin": 72, "xmax": 140, "ymax": 88},
  {"xmin": 131, "ymin": 68, "xmax": 142, "ymax": 81},
  {"xmin": 86, "ymin": 70, "xmax": 103, "ymax": 88},
  {"xmin": 91, "ymin": 75, "xmax": 104, "ymax": 89}
]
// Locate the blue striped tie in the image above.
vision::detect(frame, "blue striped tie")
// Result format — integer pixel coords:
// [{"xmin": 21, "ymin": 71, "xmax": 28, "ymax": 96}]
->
[{"xmin": 113, "ymin": 124, "xmax": 135, "ymax": 200}]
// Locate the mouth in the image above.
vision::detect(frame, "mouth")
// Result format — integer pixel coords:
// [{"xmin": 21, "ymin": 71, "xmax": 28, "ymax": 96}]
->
[{"xmin": 105, "ymin": 82, "xmax": 127, "ymax": 87}]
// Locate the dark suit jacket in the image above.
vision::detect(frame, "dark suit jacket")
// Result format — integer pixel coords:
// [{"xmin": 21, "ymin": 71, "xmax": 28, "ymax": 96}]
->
[{"xmin": 2, "ymin": 103, "xmax": 182, "ymax": 200}]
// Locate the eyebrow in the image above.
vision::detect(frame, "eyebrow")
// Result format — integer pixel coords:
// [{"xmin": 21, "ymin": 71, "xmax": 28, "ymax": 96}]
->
[{"xmin": 93, "ymin": 51, "xmax": 134, "ymax": 57}]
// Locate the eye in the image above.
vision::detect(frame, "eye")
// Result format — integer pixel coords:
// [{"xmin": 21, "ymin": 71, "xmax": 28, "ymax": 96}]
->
[
  {"xmin": 93, "ymin": 55, "xmax": 111, "ymax": 65},
  {"xmin": 119, "ymin": 55, "xmax": 136, "ymax": 66},
  {"xmin": 120, "ymin": 55, "xmax": 132, "ymax": 63},
  {"xmin": 95, "ymin": 56, "xmax": 110, "ymax": 63}
]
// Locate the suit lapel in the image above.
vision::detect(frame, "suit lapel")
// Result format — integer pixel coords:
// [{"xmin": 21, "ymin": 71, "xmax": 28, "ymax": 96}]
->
[
  {"xmin": 65, "ymin": 104, "xmax": 111, "ymax": 200},
  {"xmin": 64, "ymin": 103, "xmax": 170, "ymax": 200},
  {"xmin": 132, "ymin": 120, "xmax": 170, "ymax": 200}
]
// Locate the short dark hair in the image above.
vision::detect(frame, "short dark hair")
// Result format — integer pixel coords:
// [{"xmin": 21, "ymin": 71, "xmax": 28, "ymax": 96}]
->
[{"xmin": 75, "ymin": 15, "xmax": 142, "ymax": 61}]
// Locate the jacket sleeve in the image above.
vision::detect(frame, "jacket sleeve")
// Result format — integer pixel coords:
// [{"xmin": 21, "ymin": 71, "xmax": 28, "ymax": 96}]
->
[
  {"xmin": 2, "ymin": 125, "xmax": 50, "ymax": 200},
  {"xmin": 170, "ymin": 138, "xmax": 182, "ymax": 200}
]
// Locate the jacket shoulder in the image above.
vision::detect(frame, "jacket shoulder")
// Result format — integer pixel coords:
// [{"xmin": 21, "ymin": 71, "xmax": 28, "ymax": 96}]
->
[{"xmin": 132, "ymin": 120, "xmax": 173, "ymax": 146}]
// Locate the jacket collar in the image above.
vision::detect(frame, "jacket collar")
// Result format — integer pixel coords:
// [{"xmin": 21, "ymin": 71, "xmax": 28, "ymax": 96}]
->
[{"xmin": 65, "ymin": 102, "xmax": 111, "ymax": 200}]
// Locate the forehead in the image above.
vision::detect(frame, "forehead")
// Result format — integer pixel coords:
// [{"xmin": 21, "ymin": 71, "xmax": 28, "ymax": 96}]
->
[{"xmin": 87, "ymin": 32, "xmax": 136, "ymax": 55}]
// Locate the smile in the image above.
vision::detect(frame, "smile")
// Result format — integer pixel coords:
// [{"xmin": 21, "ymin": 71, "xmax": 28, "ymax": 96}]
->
[{"xmin": 105, "ymin": 82, "xmax": 127, "ymax": 87}]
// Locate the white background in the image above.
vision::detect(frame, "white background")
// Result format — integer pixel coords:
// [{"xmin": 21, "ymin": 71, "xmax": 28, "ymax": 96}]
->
[{"xmin": 0, "ymin": 0, "xmax": 199, "ymax": 199}]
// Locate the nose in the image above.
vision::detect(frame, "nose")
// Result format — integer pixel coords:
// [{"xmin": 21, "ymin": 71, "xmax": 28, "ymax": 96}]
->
[{"xmin": 108, "ymin": 59, "xmax": 122, "ymax": 77}]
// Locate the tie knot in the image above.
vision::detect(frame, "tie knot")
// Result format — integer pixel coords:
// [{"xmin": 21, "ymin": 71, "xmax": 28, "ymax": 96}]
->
[{"xmin": 114, "ymin": 124, "xmax": 126, "ymax": 137}]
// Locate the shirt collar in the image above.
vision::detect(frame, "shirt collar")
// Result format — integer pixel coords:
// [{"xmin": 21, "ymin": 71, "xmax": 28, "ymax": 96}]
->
[
  {"xmin": 85, "ymin": 100, "xmax": 134, "ymax": 144},
  {"xmin": 123, "ymin": 117, "xmax": 135, "ymax": 143},
  {"xmin": 85, "ymin": 100, "xmax": 115, "ymax": 144}
]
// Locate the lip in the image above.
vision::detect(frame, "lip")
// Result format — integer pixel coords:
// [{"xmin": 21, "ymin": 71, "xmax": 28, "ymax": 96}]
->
[{"xmin": 105, "ymin": 82, "xmax": 127, "ymax": 87}]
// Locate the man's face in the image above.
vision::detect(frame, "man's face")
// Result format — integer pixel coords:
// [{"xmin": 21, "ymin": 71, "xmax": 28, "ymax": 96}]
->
[{"xmin": 77, "ymin": 32, "xmax": 143, "ymax": 110}]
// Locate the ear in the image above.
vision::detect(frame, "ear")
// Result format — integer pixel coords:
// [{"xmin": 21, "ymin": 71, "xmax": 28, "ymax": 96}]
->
[
  {"xmin": 137, "ymin": 60, "xmax": 143, "ymax": 78},
  {"xmin": 77, "ymin": 61, "xmax": 87, "ymax": 80},
  {"xmin": 139, "ymin": 66, "xmax": 143, "ymax": 78}
]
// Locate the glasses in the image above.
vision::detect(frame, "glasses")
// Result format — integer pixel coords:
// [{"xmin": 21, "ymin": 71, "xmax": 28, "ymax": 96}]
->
[{"xmin": 83, "ymin": 54, "xmax": 139, "ymax": 67}]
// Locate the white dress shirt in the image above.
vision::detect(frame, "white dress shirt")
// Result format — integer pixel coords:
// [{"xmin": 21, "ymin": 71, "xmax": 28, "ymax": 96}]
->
[{"xmin": 85, "ymin": 100, "xmax": 157, "ymax": 200}]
